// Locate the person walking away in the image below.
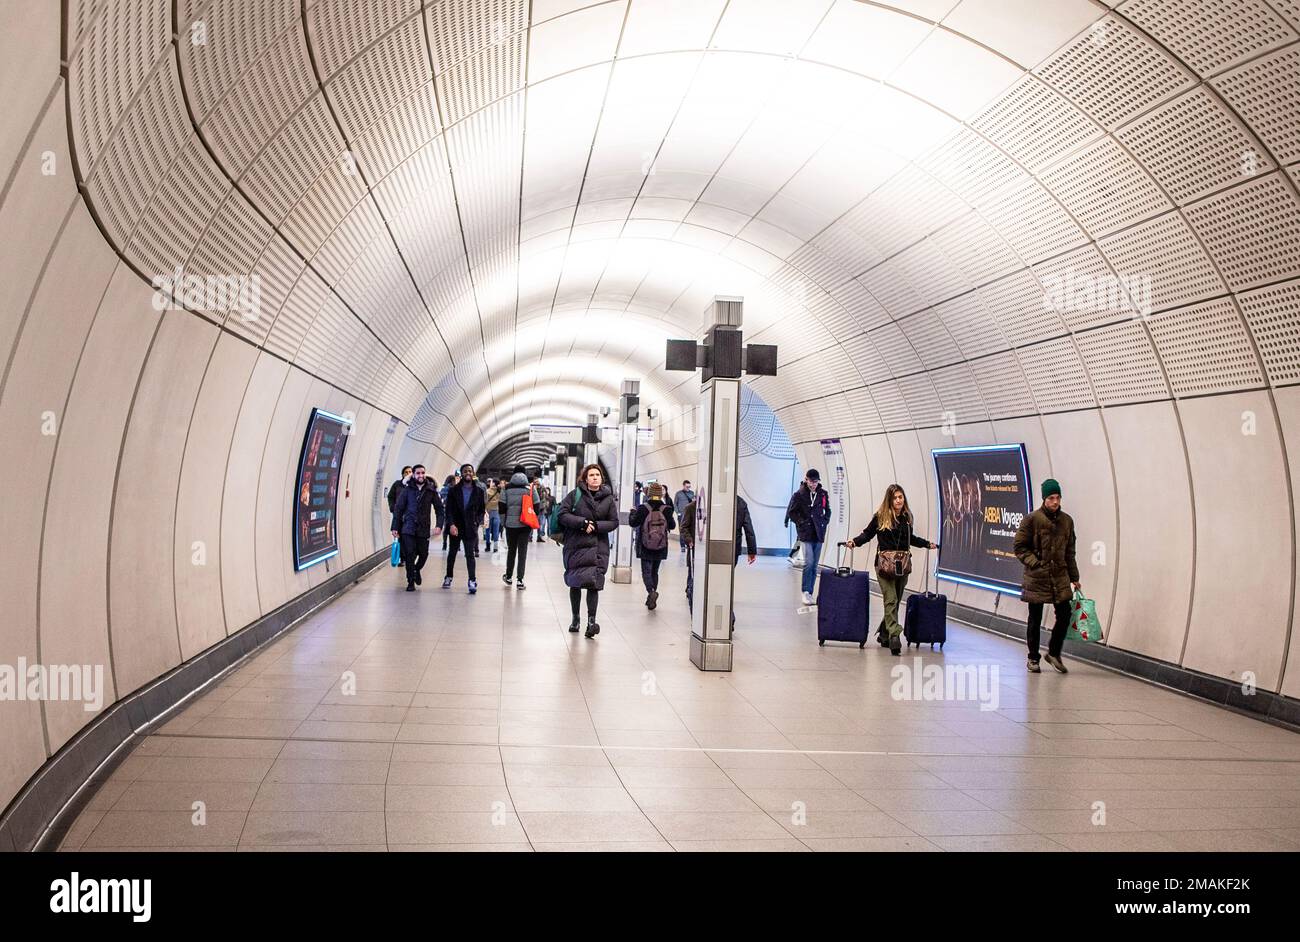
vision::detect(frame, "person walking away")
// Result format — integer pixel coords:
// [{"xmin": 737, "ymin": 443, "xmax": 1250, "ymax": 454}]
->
[
  {"xmin": 673, "ymin": 480, "xmax": 695, "ymax": 553},
  {"xmin": 483, "ymin": 479, "xmax": 503, "ymax": 552},
  {"xmin": 501, "ymin": 467, "xmax": 538, "ymax": 589},
  {"xmin": 559, "ymin": 464, "xmax": 619, "ymax": 638},
  {"xmin": 443, "ymin": 463, "xmax": 485, "ymax": 594},
  {"xmin": 730, "ymin": 494, "xmax": 758, "ymax": 630},
  {"xmin": 390, "ymin": 465, "xmax": 444, "ymax": 591},
  {"xmin": 1015, "ymin": 478, "xmax": 1080, "ymax": 674},
  {"xmin": 629, "ymin": 483, "xmax": 676, "ymax": 610},
  {"xmin": 841, "ymin": 484, "xmax": 936, "ymax": 656},
  {"xmin": 786, "ymin": 469, "xmax": 832, "ymax": 605}
]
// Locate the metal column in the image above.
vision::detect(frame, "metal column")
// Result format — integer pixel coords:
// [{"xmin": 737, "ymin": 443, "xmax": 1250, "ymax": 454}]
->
[
  {"xmin": 689, "ymin": 298, "xmax": 745, "ymax": 672},
  {"xmin": 611, "ymin": 380, "xmax": 639, "ymax": 584}
]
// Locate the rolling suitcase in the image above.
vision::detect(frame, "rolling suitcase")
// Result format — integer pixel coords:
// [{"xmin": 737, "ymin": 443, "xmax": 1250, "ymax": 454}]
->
[
  {"xmin": 904, "ymin": 551, "xmax": 947, "ymax": 650},
  {"xmin": 817, "ymin": 546, "xmax": 870, "ymax": 648}
]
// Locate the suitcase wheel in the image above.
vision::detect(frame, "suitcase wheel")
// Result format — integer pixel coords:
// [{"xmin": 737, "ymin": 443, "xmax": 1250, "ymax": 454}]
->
[
  {"xmin": 859, "ymin": 641, "xmax": 866, "ymax": 649},
  {"xmin": 818, "ymin": 639, "xmax": 825, "ymax": 647},
  {"xmin": 930, "ymin": 643, "xmax": 936, "ymax": 650}
]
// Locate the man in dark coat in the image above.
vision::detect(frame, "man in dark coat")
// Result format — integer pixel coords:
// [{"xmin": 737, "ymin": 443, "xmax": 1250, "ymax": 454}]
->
[
  {"xmin": 785, "ymin": 469, "xmax": 831, "ymax": 604},
  {"xmin": 1014, "ymin": 478, "xmax": 1080, "ymax": 675},
  {"xmin": 387, "ymin": 466, "xmax": 413, "ymax": 513},
  {"xmin": 390, "ymin": 465, "xmax": 444, "ymax": 591},
  {"xmin": 443, "ymin": 462, "xmax": 486, "ymax": 593}
]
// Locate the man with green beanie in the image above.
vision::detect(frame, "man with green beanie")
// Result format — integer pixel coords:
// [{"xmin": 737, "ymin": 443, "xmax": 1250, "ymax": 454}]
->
[{"xmin": 1013, "ymin": 478, "xmax": 1080, "ymax": 674}]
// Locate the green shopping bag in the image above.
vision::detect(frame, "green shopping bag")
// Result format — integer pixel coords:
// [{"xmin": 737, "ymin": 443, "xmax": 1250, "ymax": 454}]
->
[{"xmin": 1067, "ymin": 590, "xmax": 1103, "ymax": 642}]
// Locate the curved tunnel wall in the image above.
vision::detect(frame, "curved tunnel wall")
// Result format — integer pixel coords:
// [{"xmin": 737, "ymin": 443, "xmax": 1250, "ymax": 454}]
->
[{"xmin": 3, "ymin": 0, "xmax": 1300, "ymax": 821}]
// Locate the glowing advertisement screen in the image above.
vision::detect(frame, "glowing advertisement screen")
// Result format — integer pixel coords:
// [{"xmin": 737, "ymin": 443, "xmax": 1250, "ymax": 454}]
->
[
  {"xmin": 932, "ymin": 444, "xmax": 1032, "ymax": 594},
  {"xmin": 293, "ymin": 408, "xmax": 349, "ymax": 571}
]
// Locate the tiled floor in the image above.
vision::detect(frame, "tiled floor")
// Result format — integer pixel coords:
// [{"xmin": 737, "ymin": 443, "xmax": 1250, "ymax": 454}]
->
[{"xmin": 58, "ymin": 543, "xmax": 1300, "ymax": 851}]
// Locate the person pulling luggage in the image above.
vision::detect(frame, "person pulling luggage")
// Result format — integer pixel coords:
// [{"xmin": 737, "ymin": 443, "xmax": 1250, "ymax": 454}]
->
[
  {"xmin": 1014, "ymin": 478, "xmax": 1080, "ymax": 674},
  {"xmin": 841, "ymin": 484, "xmax": 936, "ymax": 656}
]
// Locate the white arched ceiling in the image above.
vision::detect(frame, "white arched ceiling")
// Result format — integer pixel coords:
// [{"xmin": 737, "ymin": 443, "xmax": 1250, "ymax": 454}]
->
[{"xmin": 3, "ymin": 0, "xmax": 1299, "ymax": 815}]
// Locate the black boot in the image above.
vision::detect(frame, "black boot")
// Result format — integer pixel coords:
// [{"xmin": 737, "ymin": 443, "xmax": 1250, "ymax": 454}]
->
[
  {"xmin": 585, "ymin": 616, "xmax": 600, "ymax": 638},
  {"xmin": 889, "ymin": 633, "xmax": 901, "ymax": 656},
  {"xmin": 876, "ymin": 625, "xmax": 889, "ymax": 648},
  {"xmin": 568, "ymin": 616, "xmax": 580, "ymax": 633}
]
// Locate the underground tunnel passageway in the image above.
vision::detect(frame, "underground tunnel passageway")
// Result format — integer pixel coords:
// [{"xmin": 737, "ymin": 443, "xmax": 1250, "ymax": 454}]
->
[{"xmin": 2, "ymin": 0, "xmax": 1300, "ymax": 863}]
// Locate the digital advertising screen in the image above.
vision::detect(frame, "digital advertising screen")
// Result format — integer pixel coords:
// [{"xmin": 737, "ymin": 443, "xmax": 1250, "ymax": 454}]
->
[
  {"xmin": 293, "ymin": 408, "xmax": 350, "ymax": 571},
  {"xmin": 932, "ymin": 444, "xmax": 1032, "ymax": 594}
]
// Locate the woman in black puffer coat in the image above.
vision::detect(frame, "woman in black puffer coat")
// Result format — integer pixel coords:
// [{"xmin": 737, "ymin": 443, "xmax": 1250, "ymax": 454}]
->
[{"xmin": 559, "ymin": 463, "xmax": 620, "ymax": 638}]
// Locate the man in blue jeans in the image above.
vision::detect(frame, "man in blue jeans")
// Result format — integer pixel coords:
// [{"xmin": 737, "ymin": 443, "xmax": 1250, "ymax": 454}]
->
[{"xmin": 784, "ymin": 469, "xmax": 831, "ymax": 605}]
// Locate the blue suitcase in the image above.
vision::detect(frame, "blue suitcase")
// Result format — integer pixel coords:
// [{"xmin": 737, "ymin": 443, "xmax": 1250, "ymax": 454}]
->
[
  {"xmin": 904, "ymin": 561, "xmax": 947, "ymax": 649},
  {"xmin": 817, "ymin": 547, "xmax": 870, "ymax": 648}
]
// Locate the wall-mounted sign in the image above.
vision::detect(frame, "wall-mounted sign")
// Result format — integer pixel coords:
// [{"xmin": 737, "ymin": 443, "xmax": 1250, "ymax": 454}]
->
[
  {"xmin": 932, "ymin": 444, "xmax": 1032, "ymax": 594},
  {"xmin": 293, "ymin": 408, "xmax": 350, "ymax": 571}
]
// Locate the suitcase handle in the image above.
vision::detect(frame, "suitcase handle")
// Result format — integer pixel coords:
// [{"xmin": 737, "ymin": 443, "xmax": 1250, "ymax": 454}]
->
[{"xmin": 835, "ymin": 544, "xmax": 854, "ymax": 576}]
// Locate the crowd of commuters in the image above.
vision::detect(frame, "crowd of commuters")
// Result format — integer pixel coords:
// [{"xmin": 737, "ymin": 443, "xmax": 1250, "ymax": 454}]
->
[{"xmin": 387, "ymin": 459, "xmax": 1078, "ymax": 671}]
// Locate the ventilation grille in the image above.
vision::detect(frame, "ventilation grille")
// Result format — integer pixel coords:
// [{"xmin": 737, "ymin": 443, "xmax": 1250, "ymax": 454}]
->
[
  {"xmin": 928, "ymin": 363, "xmax": 989, "ymax": 424},
  {"xmin": 919, "ymin": 128, "xmax": 1027, "ymax": 207},
  {"xmin": 267, "ymin": 267, "xmax": 331, "ymax": 361},
  {"xmin": 1119, "ymin": 0, "xmax": 1297, "ymax": 78},
  {"xmin": 1016, "ymin": 336, "xmax": 1095, "ymax": 411},
  {"xmin": 1075, "ymin": 320, "xmax": 1169, "ymax": 405},
  {"xmin": 843, "ymin": 386, "xmax": 884, "ymax": 435},
  {"xmin": 843, "ymin": 166, "xmax": 969, "ymax": 258},
  {"xmin": 240, "ymin": 95, "xmax": 342, "ymax": 223},
  {"xmin": 898, "ymin": 308, "xmax": 962, "ymax": 370},
  {"xmin": 309, "ymin": 0, "xmax": 420, "ymax": 80},
  {"xmin": 1035, "ymin": 245, "xmax": 1139, "ymax": 332},
  {"xmin": 354, "ymin": 82, "xmax": 443, "ymax": 180},
  {"xmin": 200, "ymin": 24, "xmax": 317, "ymax": 176},
  {"xmin": 973, "ymin": 350, "xmax": 1036, "ymax": 419},
  {"xmin": 180, "ymin": 1, "xmax": 300, "ymax": 122},
  {"xmin": 70, "ymin": 0, "xmax": 171, "ymax": 169},
  {"xmin": 896, "ymin": 374, "xmax": 943, "ymax": 429},
  {"xmin": 890, "ymin": 239, "xmax": 972, "ymax": 310},
  {"xmin": 129, "ymin": 135, "xmax": 229, "ymax": 281},
  {"xmin": 867, "ymin": 380, "xmax": 914, "ymax": 431},
  {"xmin": 1039, "ymin": 137, "xmax": 1172, "ymax": 237},
  {"xmin": 1035, "ymin": 14, "xmax": 1193, "ymax": 129},
  {"xmin": 1146, "ymin": 298, "xmax": 1265, "ymax": 395},
  {"xmin": 866, "ymin": 322, "xmax": 923, "ymax": 376},
  {"xmin": 930, "ymin": 212, "xmax": 1023, "ymax": 287},
  {"xmin": 978, "ymin": 270, "xmax": 1067, "ymax": 347},
  {"xmin": 1099, "ymin": 211, "xmax": 1225, "ymax": 312},
  {"xmin": 970, "ymin": 75, "xmax": 1100, "ymax": 173},
  {"xmin": 1236, "ymin": 279, "xmax": 1300, "ymax": 384},
  {"xmin": 1118, "ymin": 87, "xmax": 1270, "ymax": 205},
  {"xmin": 936, "ymin": 292, "xmax": 1006, "ymax": 359},
  {"xmin": 859, "ymin": 261, "xmax": 927, "ymax": 319},
  {"xmin": 427, "ymin": 0, "xmax": 529, "ymax": 73},
  {"xmin": 437, "ymin": 31, "xmax": 526, "ymax": 125},
  {"xmin": 1212, "ymin": 46, "xmax": 1300, "ymax": 167},
  {"xmin": 327, "ymin": 16, "xmax": 430, "ymax": 142},
  {"xmin": 1183, "ymin": 173, "xmax": 1300, "ymax": 291},
  {"xmin": 980, "ymin": 178, "xmax": 1087, "ymax": 264}
]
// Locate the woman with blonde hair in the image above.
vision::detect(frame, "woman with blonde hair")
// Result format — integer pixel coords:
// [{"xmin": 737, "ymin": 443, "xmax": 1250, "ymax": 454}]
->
[{"xmin": 842, "ymin": 484, "xmax": 936, "ymax": 656}]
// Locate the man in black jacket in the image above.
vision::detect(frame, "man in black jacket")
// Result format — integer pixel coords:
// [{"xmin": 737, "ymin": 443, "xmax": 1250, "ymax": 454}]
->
[
  {"xmin": 785, "ymin": 469, "xmax": 831, "ymax": 605},
  {"xmin": 390, "ymin": 465, "xmax": 444, "ymax": 591},
  {"xmin": 443, "ymin": 462, "xmax": 486, "ymax": 594},
  {"xmin": 387, "ymin": 466, "xmax": 413, "ymax": 514}
]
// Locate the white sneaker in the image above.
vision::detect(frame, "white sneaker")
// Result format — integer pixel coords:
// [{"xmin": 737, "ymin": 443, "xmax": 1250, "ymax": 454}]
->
[{"xmin": 801, "ymin": 591, "xmax": 815, "ymax": 605}]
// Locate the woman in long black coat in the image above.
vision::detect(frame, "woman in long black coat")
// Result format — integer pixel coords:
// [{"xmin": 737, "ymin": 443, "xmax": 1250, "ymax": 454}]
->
[{"xmin": 559, "ymin": 463, "xmax": 620, "ymax": 638}]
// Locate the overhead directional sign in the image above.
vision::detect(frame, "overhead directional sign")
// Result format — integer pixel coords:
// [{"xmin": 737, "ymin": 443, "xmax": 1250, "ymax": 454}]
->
[{"xmin": 528, "ymin": 424, "xmax": 585, "ymax": 444}]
